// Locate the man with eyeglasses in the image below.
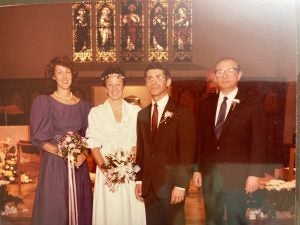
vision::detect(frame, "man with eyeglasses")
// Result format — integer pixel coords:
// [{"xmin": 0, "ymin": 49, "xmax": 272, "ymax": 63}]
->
[
  {"xmin": 135, "ymin": 63, "xmax": 196, "ymax": 225},
  {"xmin": 193, "ymin": 57, "xmax": 266, "ymax": 225}
]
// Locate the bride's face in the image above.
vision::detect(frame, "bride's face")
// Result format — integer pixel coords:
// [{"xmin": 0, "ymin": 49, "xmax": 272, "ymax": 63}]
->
[{"xmin": 105, "ymin": 74, "xmax": 124, "ymax": 100}]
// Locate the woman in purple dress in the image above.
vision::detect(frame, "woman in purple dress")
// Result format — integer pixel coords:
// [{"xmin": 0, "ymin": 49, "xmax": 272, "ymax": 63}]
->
[{"xmin": 30, "ymin": 56, "xmax": 92, "ymax": 225}]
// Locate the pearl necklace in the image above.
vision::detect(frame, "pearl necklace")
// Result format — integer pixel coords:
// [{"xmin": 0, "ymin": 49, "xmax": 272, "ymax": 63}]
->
[{"xmin": 54, "ymin": 91, "xmax": 73, "ymax": 100}]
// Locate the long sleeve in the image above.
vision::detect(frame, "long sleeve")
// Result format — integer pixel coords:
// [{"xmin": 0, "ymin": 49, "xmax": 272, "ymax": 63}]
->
[
  {"xmin": 30, "ymin": 95, "xmax": 53, "ymax": 149},
  {"xmin": 86, "ymin": 107, "xmax": 104, "ymax": 149}
]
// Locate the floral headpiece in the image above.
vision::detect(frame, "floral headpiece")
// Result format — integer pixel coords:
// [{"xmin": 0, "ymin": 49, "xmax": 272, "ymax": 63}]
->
[{"xmin": 101, "ymin": 73, "xmax": 126, "ymax": 81}]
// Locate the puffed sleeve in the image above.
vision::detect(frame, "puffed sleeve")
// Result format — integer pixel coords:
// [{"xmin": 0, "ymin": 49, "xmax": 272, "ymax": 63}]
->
[
  {"xmin": 85, "ymin": 107, "xmax": 103, "ymax": 149},
  {"xmin": 30, "ymin": 95, "xmax": 53, "ymax": 149}
]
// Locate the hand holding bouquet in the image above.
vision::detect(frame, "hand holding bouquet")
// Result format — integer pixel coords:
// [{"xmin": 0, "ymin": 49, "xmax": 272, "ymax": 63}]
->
[
  {"xmin": 57, "ymin": 131, "xmax": 88, "ymax": 168},
  {"xmin": 101, "ymin": 149, "xmax": 140, "ymax": 192}
]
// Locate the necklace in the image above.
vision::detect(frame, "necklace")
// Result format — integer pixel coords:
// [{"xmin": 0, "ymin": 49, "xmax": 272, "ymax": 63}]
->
[{"xmin": 54, "ymin": 91, "xmax": 73, "ymax": 100}]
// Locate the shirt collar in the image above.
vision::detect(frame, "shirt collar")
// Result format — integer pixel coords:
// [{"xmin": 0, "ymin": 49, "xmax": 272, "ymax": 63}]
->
[
  {"xmin": 152, "ymin": 94, "xmax": 169, "ymax": 109},
  {"xmin": 219, "ymin": 87, "xmax": 238, "ymax": 102}
]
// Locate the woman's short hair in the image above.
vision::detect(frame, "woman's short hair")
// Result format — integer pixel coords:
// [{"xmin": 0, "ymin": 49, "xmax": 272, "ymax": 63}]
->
[
  {"xmin": 100, "ymin": 66, "xmax": 126, "ymax": 86},
  {"xmin": 44, "ymin": 55, "xmax": 78, "ymax": 79},
  {"xmin": 144, "ymin": 63, "xmax": 171, "ymax": 78}
]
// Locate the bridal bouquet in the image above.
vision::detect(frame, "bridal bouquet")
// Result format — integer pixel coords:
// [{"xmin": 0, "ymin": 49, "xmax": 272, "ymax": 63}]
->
[
  {"xmin": 57, "ymin": 131, "xmax": 88, "ymax": 166},
  {"xmin": 101, "ymin": 149, "xmax": 140, "ymax": 192}
]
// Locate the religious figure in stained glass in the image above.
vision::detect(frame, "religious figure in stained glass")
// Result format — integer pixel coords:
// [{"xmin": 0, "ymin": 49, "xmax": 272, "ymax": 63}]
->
[
  {"xmin": 72, "ymin": 3, "xmax": 92, "ymax": 62},
  {"xmin": 149, "ymin": 1, "xmax": 168, "ymax": 62},
  {"xmin": 120, "ymin": 1, "xmax": 144, "ymax": 62},
  {"xmin": 122, "ymin": 3, "xmax": 142, "ymax": 51},
  {"xmin": 98, "ymin": 6, "xmax": 114, "ymax": 51},
  {"xmin": 174, "ymin": 6, "xmax": 190, "ymax": 51},
  {"xmin": 96, "ymin": 1, "xmax": 116, "ymax": 62},
  {"xmin": 173, "ymin": 1, "xmax": 192, "ymax": 62},
  {"xmin": 74, "ymin": 6, "xmax": 91, "ymax": 52},
  {"xmin": 150, "ymin": 5, "xmax": 167, "ymax": 51}
]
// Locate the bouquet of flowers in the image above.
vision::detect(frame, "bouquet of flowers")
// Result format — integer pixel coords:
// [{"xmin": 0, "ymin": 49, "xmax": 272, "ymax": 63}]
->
[
  {"xmin": 101, "ymin": 149, "xmax": 140, "ymax": 192},
  {"xmin": 57, "ymin": 131, "xmax": 88, "ymax": 166}
]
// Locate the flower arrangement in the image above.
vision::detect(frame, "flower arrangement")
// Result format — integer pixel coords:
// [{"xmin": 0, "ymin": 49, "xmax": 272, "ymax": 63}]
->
[
  {"xmin": 101, "ymin": 149, "xmax": 140, "ymax": 192},
  {"xmin": 57, "ymin": 131, "xmax": 88, "ymax": 166},
  {"xmin": 260, "ymin": 179, "xmax": 295, "ymax": 217},
  {"xmin": 264, "ymin": 179, "xmax": 295, "ymax": 191},
  {"xmin": 231, "ymin": 98, "xmax": 240, "ymax": 110},
  {"xmin": 160, "ymin": 110, "xmax": 175, "ymax": 124},
  {"xmin": 0, "ymin": 140, "xmax": 17, "ymax": 182}
]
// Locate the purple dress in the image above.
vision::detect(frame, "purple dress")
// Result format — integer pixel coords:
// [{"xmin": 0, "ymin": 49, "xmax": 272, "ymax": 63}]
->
[{"xmin": 30, "ymin": 95, "xmax": 92, "ymax": 225}]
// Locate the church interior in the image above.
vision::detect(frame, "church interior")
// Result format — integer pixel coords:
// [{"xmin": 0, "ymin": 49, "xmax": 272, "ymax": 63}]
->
[{"xmin": 0, "ymin": 1, "xmax": 298, "ymax": 224}]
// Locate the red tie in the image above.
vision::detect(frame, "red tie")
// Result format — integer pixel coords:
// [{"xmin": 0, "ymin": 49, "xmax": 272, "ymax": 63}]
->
[{"xmin": 151, "ymin": 103, "xmax": 158, "ymax": 139}]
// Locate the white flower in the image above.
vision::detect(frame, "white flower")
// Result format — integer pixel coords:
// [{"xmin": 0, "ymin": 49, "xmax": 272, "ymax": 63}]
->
[
  {"xmin": 232, "ymin": 98, "xmax": 240, "ymax": 110},
  {"xmin": 160, "ymin": 110, "xmax": 174, "ymax": 124},
  {"xmin": 233, "ymin": 98, "xmax": 240, "ymax": 104}
]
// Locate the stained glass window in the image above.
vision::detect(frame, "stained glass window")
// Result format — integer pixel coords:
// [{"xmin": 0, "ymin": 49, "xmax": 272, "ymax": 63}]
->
[
  {"xmin": 72, "ymin": 0, "xmax": 192, "ymax": 63},
  {"xmin": 120, "ymin": 0, "xmax": 144, "ymax": 62},
  {"xmin": 72, "ymin": 2, "xmax": 92, "ymax": 62},
  {"xmin": 96, "ymin": 1, "xmax": 116, "ymax": 62},
  {"xmin": 173, "ymin": 0, "xmax": 192, "ymax": 62},
  {"xmin": 149, "ymin": 0, "xmax": 168, "ymax": 62}
]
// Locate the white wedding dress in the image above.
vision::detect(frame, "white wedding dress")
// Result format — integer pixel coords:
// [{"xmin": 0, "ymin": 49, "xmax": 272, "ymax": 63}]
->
[{"xmin": 86, "ymin": 100, "xmax": 146, "ymax": 225}]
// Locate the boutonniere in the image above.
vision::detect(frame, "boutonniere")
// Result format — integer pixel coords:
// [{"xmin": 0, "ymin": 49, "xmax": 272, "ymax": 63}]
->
[
  {"xmin": 232, "ymin": 99, "xmax": 240, "ymax": 110},
  {"xmin": 160, "ymin": 110, "xmax": 175, "ymax": 124}
]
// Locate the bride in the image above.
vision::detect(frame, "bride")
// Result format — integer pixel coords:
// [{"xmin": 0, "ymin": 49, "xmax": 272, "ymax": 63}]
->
[{"xmin": 86, "ymin": 66, "xmax": 146, "ymax": 225}]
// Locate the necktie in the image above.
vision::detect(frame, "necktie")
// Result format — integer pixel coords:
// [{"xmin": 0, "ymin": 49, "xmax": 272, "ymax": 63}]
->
[
  {"xmin": 215, "ymin": 96, "xmax": 228, "ymax": 139},
  {"xmin": 151, "ymin": 103, "xmax": 158, "ymax": 139}
]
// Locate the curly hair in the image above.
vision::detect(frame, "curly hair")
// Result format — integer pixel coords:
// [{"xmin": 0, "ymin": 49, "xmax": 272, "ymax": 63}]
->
[{"xmin": 44, "ymin": 55, "xmax": 78, "ymax": 79}]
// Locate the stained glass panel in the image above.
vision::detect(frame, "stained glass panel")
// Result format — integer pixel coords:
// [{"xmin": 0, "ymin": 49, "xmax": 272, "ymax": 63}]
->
[
  {"xmin": 96, "ymin": 1, "xmax": 116, "ymax": 62},
  {"xmin": 72, "ymin": 2, "xmax": 92, "ymax": 62},
  {"xmin": 173, "ymin": 0, "xmax": 192, "ymax": 62},
  {"xmin": 148, "ymin": 0, "xmax": 168, "ymax": 62},
  {"xmin": 120, "ymin": 0, "xmax": 144, "ymax": 62}
]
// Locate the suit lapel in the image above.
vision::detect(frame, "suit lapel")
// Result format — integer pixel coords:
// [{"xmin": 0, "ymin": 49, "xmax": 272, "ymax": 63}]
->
[
  {"xmin": 143, "ymin": 105, "xmax": 152, "ymax": 144},
  {"xmin": 152, "ymin": 98, "xmax": 176, "ymax": 149},
  {"xmin": 219, "ymin": 91, "xmax": 245, "ymax": 139},
  {"xmin": 209, "ymin": 94, "xmax": 219, "ymax": 140}
]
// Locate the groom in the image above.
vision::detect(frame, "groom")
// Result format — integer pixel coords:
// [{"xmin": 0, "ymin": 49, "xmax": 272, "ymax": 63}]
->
[{"xmin": 135, "ymin": 63, "xmax": 196, "ymax": 225}]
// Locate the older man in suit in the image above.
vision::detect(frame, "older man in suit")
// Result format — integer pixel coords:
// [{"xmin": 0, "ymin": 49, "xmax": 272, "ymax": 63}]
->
[
  {"xmin": 135, "ymin": 63, "xmax": 196, "ymax": 225},
  {"xmin": 193, "ymin": 57, "xmax": 266, "ymax": 225}
]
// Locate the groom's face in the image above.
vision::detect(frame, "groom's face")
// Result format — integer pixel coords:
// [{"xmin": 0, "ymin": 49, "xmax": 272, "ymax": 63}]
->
[{"xmin": 145, "ymin": 69, "xmax": 171, "ymax": 101}]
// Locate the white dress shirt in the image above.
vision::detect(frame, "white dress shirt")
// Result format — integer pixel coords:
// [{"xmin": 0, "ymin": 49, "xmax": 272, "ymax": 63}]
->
[
  {"xmin": 215, "ymin": 88, "xmax": 238, "ymax": 125},
  {"xmin": 151, "ymin": 94, "xmax": 169, "ymax": 129}
]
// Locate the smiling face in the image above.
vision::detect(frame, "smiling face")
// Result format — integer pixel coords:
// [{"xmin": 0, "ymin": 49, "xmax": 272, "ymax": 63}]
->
[
  {"xmin": 53, "ymin": 65, "xmax": 72, "ymax": 91},
  {"xmin": 105, "ymin": 74, "xmax": 124, "ymax": 100},
  {"xmin": 145, "ymin": 68, "xmax": 171, "ymax": 102},
  {"xmin": 214, "ymin": 59, "xmax": 242, "ymax": 94}
]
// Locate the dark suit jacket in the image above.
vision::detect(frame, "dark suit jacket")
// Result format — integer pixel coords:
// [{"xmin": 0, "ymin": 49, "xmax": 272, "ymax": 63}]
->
[
  {"xmin": 195, "ymin": 90, "xmax": 267, "ymax": 191},
  {"xmin": 136, "ymin": 97, "xmax": 196, "ymax": 199}
]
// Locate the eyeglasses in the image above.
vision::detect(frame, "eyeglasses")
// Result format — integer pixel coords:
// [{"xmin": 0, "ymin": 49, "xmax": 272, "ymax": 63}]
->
[
  {"xmin": 145, "ymin": 75, "xmax": 166, "ymax": 82},
  {"xmin": 215, "ymin": 68, "xmax": 239, "ymax": 78}
]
